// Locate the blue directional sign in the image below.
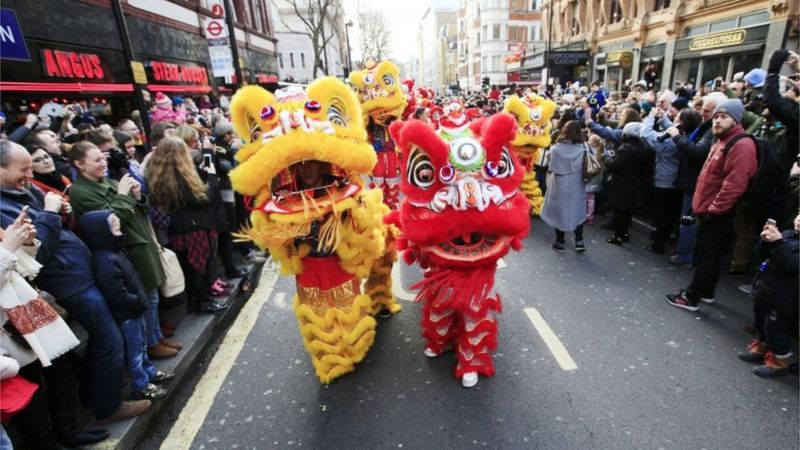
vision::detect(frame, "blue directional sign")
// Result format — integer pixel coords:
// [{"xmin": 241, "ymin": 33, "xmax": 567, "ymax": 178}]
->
[{"xmin": 0, "ymin": 8, "xmax": 30, "ymax": 62}]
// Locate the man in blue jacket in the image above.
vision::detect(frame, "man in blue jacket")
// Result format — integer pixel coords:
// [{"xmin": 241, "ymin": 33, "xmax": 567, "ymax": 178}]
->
[{"xmin": 0, "ymin": 140, "xmax": 150, "ymax": 424}]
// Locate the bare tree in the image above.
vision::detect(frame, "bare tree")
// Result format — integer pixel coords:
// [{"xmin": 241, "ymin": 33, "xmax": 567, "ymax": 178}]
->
[
  {"xmin": 281, "ymin": 0, "xmax": 338, "ymax": 77},
  {"xmin": 357, "ymin": 6, "xmax": 392, "ymax": 64}
]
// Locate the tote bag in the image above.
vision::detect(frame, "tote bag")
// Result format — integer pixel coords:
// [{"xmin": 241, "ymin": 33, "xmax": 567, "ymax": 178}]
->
[{"xmin": 582, "ymin": 144, "xmax": 602, "ymax": 183}]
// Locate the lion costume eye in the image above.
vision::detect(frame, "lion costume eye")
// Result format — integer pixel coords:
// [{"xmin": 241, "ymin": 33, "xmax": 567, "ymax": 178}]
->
[
  {"xmin": 530, "ymin": 108, "xmax": 542, "ymax": 121},
  {"xmin": 484, "ymin": 148, "xmax": 514, "ymax": 179},
  {"xmin": 328, "ymin": 101, "xmax": 347, "ymax": 127},
  {"xmin": 382, "ymin": 74, "xmax": 394, "ymax": 87},
  {"xmin": 364, "ymin": 74, "xmax": 375, "ymax": 85},
  {"xmin": 408, "ymin": 148, "xmax": 435, "ymax": 188}
]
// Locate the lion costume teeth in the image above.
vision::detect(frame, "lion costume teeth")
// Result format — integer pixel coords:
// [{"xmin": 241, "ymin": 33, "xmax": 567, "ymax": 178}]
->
[
  {"xmin": 229, "ymin": 77, "xmax": 400, "ymax": 384},
  {"xmin": 502, "ymin": 93, "xmax": 557, "ymax": 216}
]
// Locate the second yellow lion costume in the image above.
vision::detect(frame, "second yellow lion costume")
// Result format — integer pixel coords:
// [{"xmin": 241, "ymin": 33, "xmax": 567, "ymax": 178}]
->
[
  {"xmin": 502, "ymin": 93, "xmax": 557, "ymax": 216},
  {"xmin": 229, "ymin": 78, "xmax": 400, "ymax": 384}
]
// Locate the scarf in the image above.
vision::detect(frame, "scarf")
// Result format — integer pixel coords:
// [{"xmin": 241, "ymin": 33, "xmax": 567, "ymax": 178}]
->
[
  {"xmin": 0, "ymin": 247, "xmax": 79, "ymax": 367},
  {"xmin": 33, "ymin": 171, "xmax": 67, "ymax": 192}
]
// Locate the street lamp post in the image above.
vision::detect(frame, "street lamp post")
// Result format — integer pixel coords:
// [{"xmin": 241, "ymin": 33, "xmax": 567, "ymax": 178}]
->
[{"xmin": 345, "ymin": 20, "xmax": 353, "ymax": 76}]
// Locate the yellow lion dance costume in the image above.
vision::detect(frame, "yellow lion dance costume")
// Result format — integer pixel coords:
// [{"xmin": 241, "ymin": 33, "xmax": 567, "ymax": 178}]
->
[
  {"xmin": 229, "ymin": 78, "xmax": 400, "ymax": 384},
  {"xmin": 502, "ymin": 93, "xmax": 557, "ymax": 216},
  {"xmin": 348, "ymin": 60, "xmax": 408, "ymax": 209}
]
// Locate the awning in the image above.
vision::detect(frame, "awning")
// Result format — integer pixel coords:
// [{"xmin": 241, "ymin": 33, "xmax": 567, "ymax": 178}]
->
[
  {"xmin": 673, "ymin": 43, "xmax": 764, "ymax": 60},
  {"xmin": 146, "ymin": 84, "xmax": 212, "ymax": 93},
  {"xmin": 0, "ymin": 81, "xmax": 134, "ymax": 93}
]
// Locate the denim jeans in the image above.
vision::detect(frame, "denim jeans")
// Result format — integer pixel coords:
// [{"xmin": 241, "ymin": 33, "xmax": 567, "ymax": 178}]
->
[
  {"xmin": 674, "ymin": 191, "xmax": 698, "ymax": 263},
  {"xmin": 120, "ymin": 316, "xmax": 157, "ymax": 392},
  {"xmin": 57, "ymin": 286, "xmax": 124, "ymax": 419},
  {"xmin": 144, "ymin": 288, "xmax": 163, "ymax": 347},
  {"xmin": 0, "ymin": 426, "xmax": 12, "ymax": 450}
]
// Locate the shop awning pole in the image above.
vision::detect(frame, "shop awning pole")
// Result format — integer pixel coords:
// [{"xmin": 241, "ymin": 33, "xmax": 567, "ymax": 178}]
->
[
  {"xmin": 111, "ymin": 0, "xmax": 152, "ymax": 144},
  {"xmin": 223, "ymin": 0, "xmax": 243, "ymax": 90}
]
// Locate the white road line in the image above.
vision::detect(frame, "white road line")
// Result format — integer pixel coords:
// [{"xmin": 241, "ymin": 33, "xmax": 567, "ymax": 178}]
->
[
  {"xmin": 496, "ymin": 258, "xmax": 507, "ymax": 268},
  {"xmin": 160, "ymin": 264, "xmax": 279, "ymax": 450},
  {"xmin": 391, "ymin": 262, "xmax": 417, "ymax": 302},
  {"xmin": 524, "ymin": 307, "xmax": 578, "ymax": 371}
]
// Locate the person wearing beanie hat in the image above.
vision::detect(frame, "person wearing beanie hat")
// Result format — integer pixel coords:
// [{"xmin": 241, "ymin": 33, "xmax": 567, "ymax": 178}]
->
[
  {"xmin": 666, "ymin": 96, "xmax": 757, "ymax": 312},
  {"xmin": 713, "ymin": 98, "xmax": 744, "ymax": 124},
  {"xmin": 154, "ymin": 92, "xmax": 171, "ymax": 108},
  {"xmin": 671, "ymin": 96, "xmax": 689, "ymax": 111},
  {"xmin": 171, "ymin": 96, "xmax": 185, "ymax": 107},
  {"xmin": 743, "ymin": 68, "xmax": 767, "ymax": 88},
  {"xmin": 604, "ymin": 119, "xmax": 651, "ymax": 245},
  {"xmin": 151, "ymin": 92, "xmax": 186, "ymax": 124},
  {"xmin": 212, "ymin": 120, "xmax": 234, "ymax": 138}
]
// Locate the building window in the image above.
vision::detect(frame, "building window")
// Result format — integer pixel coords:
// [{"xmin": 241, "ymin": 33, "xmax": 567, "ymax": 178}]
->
[
  {"xmin": 531, "ymin": 0, "xmax": 541, "ymax": 10},
  {"xmin": 738, "ymin": 11, "xmax": 770, "ymax": 27},
  {"xmin": 301, "ymin": 53, "xmax": 305, "ymax": 68},
  {"xmin": 252, "ymin": 0, "xmax": 267, "ymax": 33},
  {"xmin": 290, "ymin": 52, "xmax": 294, "ymax": 68},
  {"xmin": 530, "ymin": 24, "xmax": 540, "ymax": 41},
  {"xmin": 709, "ymin": 18, "xmax": 737, "ymax": 33},
  {"xmin": 492, "ymin": 24, "xmax": 500, "ymax": 40},
  {"xmin": 492, "ymin": 55, "xmax": 501, "ymax": 71},
  {"xmin": 482, "ymin": 56, "xmax": 489, "ymax": 71},
  {"xmin": 279, "ymin": 53, "xmax": 283, "ymax": 69},
  {"xmin": 654, "ymin": 0, "xmax": 670, "ymax": 10},
  {"xmin": 510, "ymin": 0, "xmax": 526, "ymax": 11},
  {"xmin": 610, "ymin": 0, "xmax": 623, "ymax": 23},
  {"xmin": 477, "ymin": 32, "xmax": 481, "ymax": 45}
]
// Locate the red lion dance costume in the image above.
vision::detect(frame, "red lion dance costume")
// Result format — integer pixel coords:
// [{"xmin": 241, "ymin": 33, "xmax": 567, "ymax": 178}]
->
[
  {"xmin": 349, "ymin": 61, "xmax": 408, "ymax": 209},
  {"xmin": 387, "ymin": 113, "xmax": 530, "ymax": 388}
]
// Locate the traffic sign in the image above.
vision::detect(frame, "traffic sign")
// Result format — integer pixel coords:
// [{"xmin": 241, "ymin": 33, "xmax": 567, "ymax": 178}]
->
[{"xmin": 211, "ymin": 3, "xmax": 224, "ymax": 18}]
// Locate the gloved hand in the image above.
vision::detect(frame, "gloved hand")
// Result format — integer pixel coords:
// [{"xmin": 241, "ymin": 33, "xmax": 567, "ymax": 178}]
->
[{"xmin": 768, "ymin": 49, "xmax": 790, "ymax": 74}]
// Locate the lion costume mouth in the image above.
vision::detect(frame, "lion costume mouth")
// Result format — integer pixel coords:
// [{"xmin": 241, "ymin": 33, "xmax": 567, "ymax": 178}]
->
[
  {"xmin": 259, "ymin": 163, "xmax": 361, "ymax": 215},
  {"xmin": 425, "ymin": 234, "xmax": 511, "ymax": 262},
  {"xmin": 360, "ymin": 87, "xmax": 396, "ymax": 101}
]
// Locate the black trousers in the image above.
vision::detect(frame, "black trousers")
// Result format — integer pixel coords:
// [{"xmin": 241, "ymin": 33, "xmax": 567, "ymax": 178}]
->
[
  {"xmin": 555, "ymin": 225, "xmax": 584, "ymax": 243},
  {"xmin": 686, "ymin": 214, "xmax": 734, "ymax": 301},
  {"xmin": 613, "ymin": 208, "xmax": 634, "ymax": 239},
  {"xmin": 651, "ymin": 187, "xmax": 683, "ymax": 251}
]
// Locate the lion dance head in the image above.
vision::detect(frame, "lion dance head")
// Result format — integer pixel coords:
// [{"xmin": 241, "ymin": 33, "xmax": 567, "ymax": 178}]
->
[{"xmin": 348, "ymin": 60, "xmax": 407, "ymax": 123}]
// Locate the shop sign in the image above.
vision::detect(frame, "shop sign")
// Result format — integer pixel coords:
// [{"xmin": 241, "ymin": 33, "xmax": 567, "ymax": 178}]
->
[
  {"xmin": 506, "ymin": 60, "xmax": 521, "ymax": 70},
  {"xmin": 148, "ymin": 60, "xmax": 209, "ymax": 85},
  {"xmin": 530, "ymin": 54, "xmax": 544, "ymax": 68},
  {"xmin": 41, "ymin": 49, "xmax": 105, "ymax": 79},
  {"xmin": 0, "ymin": 8, "xmax": 30, "ymax": 62},
  {"xmin": 130, "ymin": 61, "xmax": 148, "ymax": 84},
  {"xmin": 606, "ymin": 50, "xmax": 633, "ymax": 69},
  {"xmin": 689, "ymin": 29, "xmax": 746, "ymax": 51},
  {"xmin": 548, "ymin": 51, "xmax": 589, "ymax": 66}
]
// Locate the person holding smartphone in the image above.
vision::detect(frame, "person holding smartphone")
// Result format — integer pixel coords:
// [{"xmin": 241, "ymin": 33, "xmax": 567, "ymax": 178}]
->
[{"xmin": 737, "ymin": 214, "xmax": 799, "ymax": 377}]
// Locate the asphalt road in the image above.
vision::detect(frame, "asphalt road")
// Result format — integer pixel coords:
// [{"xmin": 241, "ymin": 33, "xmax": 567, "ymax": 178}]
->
[{"xmin": 139, "ymin": 218, "xmax": 799, "ymax": 450}]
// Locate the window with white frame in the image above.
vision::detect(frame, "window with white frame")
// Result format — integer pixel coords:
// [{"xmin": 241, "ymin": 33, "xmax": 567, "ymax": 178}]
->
[
  {"xmin": 492, "ymin": 24, "xmax": 500, "ymax": 40},
  {"xmin": 290, "ymin": 52, "xmax": 294, "ymax": 68},
  {"xmin": 301, "ymin": 53, "xmax": 305, "ymax": 68},
  {"xmin": 279, "ymin": 53, "xmax": 283, "ymax": 68}
]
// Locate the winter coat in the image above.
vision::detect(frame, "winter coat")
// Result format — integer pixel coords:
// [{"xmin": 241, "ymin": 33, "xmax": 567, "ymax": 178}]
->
[
  {"xmin": 168, "ymin": 174, "xmax": 219, "ymax": 235},
  {"xmin": 585, "ymin": 146, "xmax": 603, "ymax": 193},
  {"xmin": 78, "ymin": 210, "xmax": 148, "ymax": 323},
  {"xmin": 69, "ymin": 175, "xmax": 165, "ymax": 290},
  {"xmin": 691, "ymin": 123, "xmax": 758, "ymax": 217},
  {"xmin": 753, "ymin": 229, "xmax": 799, "ymax": 309},
  {"xmin": 0, "ymin": 187, "xmax": 94, "ymax": 298},
  {"xmin": 764, "ymin": 71, "xmax": 799, "ymax": 190},
  {"xmin": 641, "ymin": 116, "xmax": 682, "ymax": 189},
  {"xmin": 604, "ymin": 135, "xmax": 651, "ymax": 210},
  {"xmin": 541, "ymin": 141, "xmax": 587, "ymax": 231},
  {"xmin": 673, "ymin": 121, "xmax": 713, "ymax": 194},
  {"xmin": 588, "ymin": 121, "xmax": 623, "ymax": 146}
]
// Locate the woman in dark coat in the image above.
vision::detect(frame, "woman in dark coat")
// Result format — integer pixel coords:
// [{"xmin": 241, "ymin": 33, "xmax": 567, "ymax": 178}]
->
[{"xmin": 603, "ymin": 122, "xmax": 652, "ymax": 245}]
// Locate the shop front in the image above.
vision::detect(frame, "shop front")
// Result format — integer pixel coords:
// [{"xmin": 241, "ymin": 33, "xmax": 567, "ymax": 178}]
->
[
  {"xmin": 594, "ymin": 49, "xmax": 634, "ymax": 93},
  {"xmin": 143, "ymin": 57, "xmax": 212, "ymax": 96},
  {"xmin": 546, "ymin": 50, "xmax": 590, "ymax": 87},
  {"xmin": 506, "ymin": 54, "xmax": 543, "ymax": 87},
  {"xmin": 639, "ymin": 43, "xmax": 667, "ymax": 90},
  {"xmin": 672, "ymin": 24, "xmax": 769, "ymax": 88}
]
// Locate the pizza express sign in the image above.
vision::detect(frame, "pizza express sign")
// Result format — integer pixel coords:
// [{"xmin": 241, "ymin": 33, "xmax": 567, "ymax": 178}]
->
[
  {"xmin": 147, "ymin": 60, "xmax": 209, "ymax": 85},
  {"xmin": 689, "ymin": 29, "xmax": 746, "ymax": 51}
]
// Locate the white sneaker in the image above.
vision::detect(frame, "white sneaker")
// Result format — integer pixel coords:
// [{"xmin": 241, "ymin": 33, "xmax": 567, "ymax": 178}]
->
[
  {"xmin": 461, "ymin": 372, "xmax": 479, "ymax": 388},
  {"xmin": 738, "ymin": 284, "xmax": 753, "ymax": 295},
  {"xmin": 423, "ymin": 348, "xmax": 439, "ymax": 358},
  {"xmin": 700, "ymin": 297, "xmax": 715, "ymax": 304}
]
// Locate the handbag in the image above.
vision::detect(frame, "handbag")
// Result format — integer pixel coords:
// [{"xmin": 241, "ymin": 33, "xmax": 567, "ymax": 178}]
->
[
  {"xmin": 582, "ymin": 144, "xmax": 602, "ymax": 183},
  {"xmin": 147, "ymin": 223, "xmax": 185, "ymax": 298}
]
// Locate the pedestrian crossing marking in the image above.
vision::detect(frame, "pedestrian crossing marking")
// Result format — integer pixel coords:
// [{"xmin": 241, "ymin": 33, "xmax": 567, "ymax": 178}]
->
[{"xmin": 524, "ymin": 307, "xmax": 578, "ymax": 371}]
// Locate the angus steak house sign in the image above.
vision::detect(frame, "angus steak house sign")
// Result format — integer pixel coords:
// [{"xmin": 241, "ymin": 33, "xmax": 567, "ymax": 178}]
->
[{"xmin": 148, "ymin": 60, "xmax": 209, "ymax": 85}]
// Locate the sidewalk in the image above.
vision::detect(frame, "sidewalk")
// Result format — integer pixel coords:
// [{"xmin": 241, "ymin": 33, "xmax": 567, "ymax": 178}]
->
[{"xmin": 86, "ymin": 259, "xmax": 267, "ymax": 450}]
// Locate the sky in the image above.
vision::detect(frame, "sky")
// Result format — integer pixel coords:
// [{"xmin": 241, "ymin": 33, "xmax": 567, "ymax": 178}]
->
[{"xmin": 342, "ymin": 0, "xmax": 458, "ymax": 63}]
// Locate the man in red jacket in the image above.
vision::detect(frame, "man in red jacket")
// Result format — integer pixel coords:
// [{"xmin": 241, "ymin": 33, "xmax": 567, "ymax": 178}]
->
[{"xmin": 666, "ymin": 99, "xmax": 758, "ymax": 311}]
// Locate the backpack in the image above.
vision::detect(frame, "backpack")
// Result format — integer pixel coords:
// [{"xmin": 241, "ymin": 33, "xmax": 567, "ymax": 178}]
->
[{"xmin": 722, "ymin": 133, "xmax": 783, "ymax": 201}]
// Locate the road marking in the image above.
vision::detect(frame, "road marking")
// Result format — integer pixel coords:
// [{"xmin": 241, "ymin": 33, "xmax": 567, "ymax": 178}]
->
[
  {"xmin": 524, "ymin": 307, "xmax": 578, "ymax": 371},
  {"xmin": 391, "ymin": 262, "xmax": 417, "ymax": 302},
  {"xmin": 160, "ymin": 263, "xmax": 279, "ymax": 450},
  {"xmin": 497, "ymin": 258, "xmax": 506, "ymax": 268}
]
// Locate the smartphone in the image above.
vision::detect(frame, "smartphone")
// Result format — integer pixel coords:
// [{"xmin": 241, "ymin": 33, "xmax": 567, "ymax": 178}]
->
[
  {"xmin": 21, "ymin": 205, "xmax": 30, "ymax": 215},
  {"xmin": 766, "ymin": 218, "xmax": 777, "ymax": 227},
  {"xmin": 203, "ymin": 153, "xmax": 213, "ymax": 167}
]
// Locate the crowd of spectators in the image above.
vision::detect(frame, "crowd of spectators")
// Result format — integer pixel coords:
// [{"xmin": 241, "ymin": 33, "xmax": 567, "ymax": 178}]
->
[{"xmin": 0, "ymin": 89, "xmax": 261, "ymax": 448}]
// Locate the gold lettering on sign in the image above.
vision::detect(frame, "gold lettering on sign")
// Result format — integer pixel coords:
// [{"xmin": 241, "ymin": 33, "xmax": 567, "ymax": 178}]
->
[{"xmin": 689, "ymin": 29, "xmax": 746, "ymax": 51}]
